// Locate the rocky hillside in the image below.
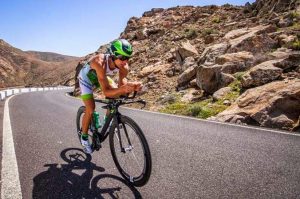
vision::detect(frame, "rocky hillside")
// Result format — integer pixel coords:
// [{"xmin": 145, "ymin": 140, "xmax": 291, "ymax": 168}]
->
[
  {"xmin": 0, "ymin": 39, "xmax": 80, "ymax": 88},
  {"xmin": 71, "ymin": 0, "xmax": 300, "ymax": 132}
]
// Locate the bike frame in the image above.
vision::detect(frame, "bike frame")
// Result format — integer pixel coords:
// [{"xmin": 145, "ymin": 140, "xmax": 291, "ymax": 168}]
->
[
  {"xmin": 91, "ymin": 96, "xmax": 145, "ymax": 151},
  {"xmin": 92, "ymin": 100, "xmax": 120, "ymax": 143}
]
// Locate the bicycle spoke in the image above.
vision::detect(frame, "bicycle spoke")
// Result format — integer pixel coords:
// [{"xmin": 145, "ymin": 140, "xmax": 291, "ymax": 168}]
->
[
  {"xmin": 114, "ymin": 124, "xmax": 144, "ymax": 177},
  {"xmin": 130, "ymin": 150, "xmax": 142, "ymax": 171},
  {"xmin": 126, "ymin": 129, "xmax": 143, "ymax": 170}
]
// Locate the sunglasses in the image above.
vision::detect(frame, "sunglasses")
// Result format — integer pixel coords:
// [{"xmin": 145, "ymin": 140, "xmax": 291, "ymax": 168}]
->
[{"xmin": 116, "ymin": 55, "xmax": 130, "ymax": 61}]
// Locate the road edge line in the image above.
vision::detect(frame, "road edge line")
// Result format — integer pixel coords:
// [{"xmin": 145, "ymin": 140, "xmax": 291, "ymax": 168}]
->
[{"xmin": 1, "ymin": 95, "xmax": 22, "ymax": 199}]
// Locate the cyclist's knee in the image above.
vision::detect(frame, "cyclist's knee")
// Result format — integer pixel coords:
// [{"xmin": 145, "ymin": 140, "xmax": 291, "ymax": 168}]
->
[
  {"xmin": 85, "ymin": 102, "xmax": 95, "ymax": 112},
  {"xmin": 85, "ymin": 107, "xmax": 95, "ymax": 115}
]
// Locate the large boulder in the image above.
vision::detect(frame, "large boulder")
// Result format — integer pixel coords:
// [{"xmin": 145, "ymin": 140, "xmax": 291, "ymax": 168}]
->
[
  {"xmin": 223, "ymin": 28, "xmax": 249, "ymax": 40},
  {"xmin": 216, "ymin": 51, "xmax": 254, "ymax": 65},
  {"xmin": 198, "ymin": 42, "xmax": 230, "ymax": 65},
  {"xmin": 241, "ymin": 60, "xmax": 283, "ymax": 88},
  {"xmin": 214, "ymin": 79, "xmax": 300, "ymax": 131},
  {"xmin": 196, "ymin": 64, "xmax": 222, "ymax": 93},
  {"xmin": 267, "ymin": 48, "xmax": 294, "ymax": 59},
  {"xmin": 213, "ymin": 87, "xmax": 233, "ymax": 101},
  {"xmin": 138, "ymin": 63, "xmax": 171, "ymax": 78},
  {"xmin": 226, "ymin": 25, "xmax": 277, "ymax": 54},
  {"xmin": 175, "ymin": 41, "xmax": 199, "ymax": 64},
  {"xmin": 198, "ymin": 25, "xmax": 276, "ymax": 67},
  {"xmin": 273, "ymin": 52, "xmax": 300, "ymax": 71},
  {"xmin": 220, "ymin": 73, "xmax": 235, "ymax": 88},
  {"xmin": 195, "ymin": 25, "xmax": 278, "ymax": 94},
  {"xmin": 177, "ymin": 65, "xmax": 197, "ymax": 86},
  {"xmin": 182, "ymin": 57, "xmax": 196, "ymax": 71},
  {"xmin": 181, "ymin": 88, "xmax": 204, "ymax": 102},
  {"xmin": 216, "ymin": 51, "xmax": 255, "ymax": 74},
  {"xmin": 278, "ymin": 34, "xmax": 298, "ymax": 47}
]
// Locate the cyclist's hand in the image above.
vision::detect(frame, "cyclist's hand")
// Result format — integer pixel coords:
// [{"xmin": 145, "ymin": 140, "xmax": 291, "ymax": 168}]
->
[
  {"xmin": 127, "ymin": 81, "xmax": 143, "ymax": 91},
  {"xmin": 121, "ymin": 84, "xmax": 135, "ymax": 94},
  {"xmin": 134, "ymin": 83, "xmax": 143, "ymax": 91}
]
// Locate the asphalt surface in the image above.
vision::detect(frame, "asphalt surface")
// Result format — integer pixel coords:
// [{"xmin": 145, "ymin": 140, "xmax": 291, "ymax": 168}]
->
[{"xmin": 1, "ymin": 90, "xmax": 300, "ymax": 198}]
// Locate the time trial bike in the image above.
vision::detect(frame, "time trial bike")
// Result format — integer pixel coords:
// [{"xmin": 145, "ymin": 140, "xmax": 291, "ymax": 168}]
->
[{"xmin": 76, "ymin": 92, "xmax": 152, "ymax": 187}]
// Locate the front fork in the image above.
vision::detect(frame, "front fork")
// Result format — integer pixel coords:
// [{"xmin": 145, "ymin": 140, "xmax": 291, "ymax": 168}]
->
[{"xmin": 114, "ymin": 114, "xmax": 133, "ymax": 153}]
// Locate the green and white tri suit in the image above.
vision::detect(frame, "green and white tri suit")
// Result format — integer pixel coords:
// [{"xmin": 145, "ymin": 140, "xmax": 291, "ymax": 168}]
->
[{"xmin": 78, "ymin": 54, "xmax": 118, "ymax": 100}]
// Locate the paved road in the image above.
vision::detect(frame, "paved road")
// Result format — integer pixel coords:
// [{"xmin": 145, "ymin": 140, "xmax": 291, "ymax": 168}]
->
[{"xmin": 1, "ymin": 90, "xmax": 300, "ymax": 198}]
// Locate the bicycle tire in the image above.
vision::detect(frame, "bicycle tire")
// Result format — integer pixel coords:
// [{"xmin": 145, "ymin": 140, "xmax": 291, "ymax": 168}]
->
[
  {"xmin": 109, "ymin": 115, "xmax": 152, "ymax": 187},
  {"xmin": 76, "ymin": 106, "xmax": 86, "ymax": 142}
]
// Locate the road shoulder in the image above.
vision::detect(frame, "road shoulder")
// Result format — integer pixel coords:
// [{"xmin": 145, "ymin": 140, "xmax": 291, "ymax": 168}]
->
[{"xmin": 0, "ymin": 100, "xmax": 4, "ymax": 195}]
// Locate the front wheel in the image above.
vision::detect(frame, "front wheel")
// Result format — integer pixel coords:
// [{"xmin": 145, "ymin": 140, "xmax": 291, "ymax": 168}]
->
[{"xmin": 109, "ymin": 115, "xmax": 152, "ymax": 187}]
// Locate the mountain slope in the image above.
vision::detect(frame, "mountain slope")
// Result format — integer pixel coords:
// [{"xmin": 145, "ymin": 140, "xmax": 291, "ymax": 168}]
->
[{"xmin": 0, "ymin": 39, "xmax": 80, "ymax": 88}]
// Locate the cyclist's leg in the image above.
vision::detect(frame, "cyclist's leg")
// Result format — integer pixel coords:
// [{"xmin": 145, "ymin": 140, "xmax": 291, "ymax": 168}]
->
[
  {"xmin": 79, "ymin": 74, "xmax": 95, "ymax": 134},
  {"xmin": 82, "ymin": 98, "xmax": 95, "ymax": 134},
  {"xmin": 78, "ymin": 73, "xmax": 95, "ymax": 153}
]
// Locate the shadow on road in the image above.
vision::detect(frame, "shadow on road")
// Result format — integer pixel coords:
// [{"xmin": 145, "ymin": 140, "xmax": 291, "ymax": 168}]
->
[{"xmin": 32, "ymin": 148, "xmax": 142, "ymax": 199}]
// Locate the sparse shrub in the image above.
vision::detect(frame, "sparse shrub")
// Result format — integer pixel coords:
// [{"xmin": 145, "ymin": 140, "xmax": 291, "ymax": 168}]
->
[
  {"xmin": 185, "ymin": 29, "xmax": 197, "ymax": 39},
  {"xmin": 252, "ymin": 10, "xmax": 258, "ymax": 16},
  {"xmin": 291, "ymin": 39, "xmax": 300, "ymax": 50},
  {"xmin": 198, "ymin": 107, "xmax": 213, "ymax": 118},
  {"xmin": 197, "ymin": 104, "xmax": 227, "ymax": 119},
  {"xmin": 291, "ymin": 22, "xmax": 300, "ymax": 31},
  {"xmin": 233, "ymin": 72, "xmax": 246, "ymax": 82},
  {"xmin": 159, "ymin": 97, "xmax": 229, "ymax": 119},
  {"xmin": 188, "ymin": 105, "xmax": 202, "ymax": 116},
  {"xmin": 160, "ymin": 102, "xmax": 188, "ymax": 115},
  {"xmin": 228, "ymin": 79, "xmax": 242, "ymax": 92},
  {"xmin": 202, "ymin": 28, "xmax": 214, "ymax": 36},
  {"xmin": 212, "ymin": 16, "xmax": 221, "ymax": 23},
  {"xmin": 289, "ymin": 11, "xmax": 300, "ymax": 20}
]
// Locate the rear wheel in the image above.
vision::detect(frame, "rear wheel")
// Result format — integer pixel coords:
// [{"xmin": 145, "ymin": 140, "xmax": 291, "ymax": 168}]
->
[
  {"xmin": 76, "ymin": 106, "xmax": 94, "ymax": 146},
  {"xmin": 109, "ymin": 115, "xmax": 152, "ymax": 187}
]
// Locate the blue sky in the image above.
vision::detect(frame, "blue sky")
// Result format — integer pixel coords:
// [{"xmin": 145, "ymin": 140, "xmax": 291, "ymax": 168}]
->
[{"xmin": 0, "ymin": 0, "xmax": 255, "ymax": 57}]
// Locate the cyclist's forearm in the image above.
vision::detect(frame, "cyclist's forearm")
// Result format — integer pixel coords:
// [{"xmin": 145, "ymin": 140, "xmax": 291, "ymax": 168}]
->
[{"xmin": 102, "ymin": 87, "xmax": 125, "ymax": 98}]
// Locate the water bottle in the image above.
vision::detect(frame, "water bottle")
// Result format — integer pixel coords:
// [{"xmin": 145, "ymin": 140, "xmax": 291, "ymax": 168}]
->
[{"xmin": 93, "ymin": 111, "xmax": 100, "ymax": 129}]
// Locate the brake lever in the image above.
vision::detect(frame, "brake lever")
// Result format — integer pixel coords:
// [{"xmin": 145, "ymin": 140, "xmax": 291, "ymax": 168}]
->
[{"xmin": 138, "ymin": 100, "xmax": 146, "ymax": 109}]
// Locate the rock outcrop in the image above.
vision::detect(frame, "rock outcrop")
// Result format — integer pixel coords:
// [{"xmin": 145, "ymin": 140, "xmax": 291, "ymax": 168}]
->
[
  {"xmin": 247, "ymin": 0, "xmax": 299, "ymax": 16},
  {"xmin": 214, "ymin": 79, "xmax": 300, "ymax": 131}
]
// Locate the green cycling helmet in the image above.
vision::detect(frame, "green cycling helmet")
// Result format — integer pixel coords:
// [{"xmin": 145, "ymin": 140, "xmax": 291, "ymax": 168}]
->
[{"xmin": 109, "ymin": 39, "xmax": 133, "ymax": 58}]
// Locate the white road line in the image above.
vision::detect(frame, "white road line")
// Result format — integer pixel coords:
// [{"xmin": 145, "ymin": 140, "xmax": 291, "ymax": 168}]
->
[{"xmin": 1, "ymin": 95, "xmax": 22, "ymax": 199}]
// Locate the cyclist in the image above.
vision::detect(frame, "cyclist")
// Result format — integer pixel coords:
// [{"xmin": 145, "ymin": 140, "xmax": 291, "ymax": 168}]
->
[{"xmin": 78, "ymin": 39, "xmax": 142, "ymax": 154}]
